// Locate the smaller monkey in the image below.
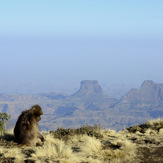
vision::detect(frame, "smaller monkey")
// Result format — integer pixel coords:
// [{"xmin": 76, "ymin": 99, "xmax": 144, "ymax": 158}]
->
[{"xmin": 14, "ymin": 104, "xmax": 44, "ymax": 147}]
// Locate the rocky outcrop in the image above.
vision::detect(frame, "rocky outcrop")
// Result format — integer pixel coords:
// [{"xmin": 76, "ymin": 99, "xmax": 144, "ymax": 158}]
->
[
  {"xmin": 72, "ymin": 80, "xmax": 103, "ymax": 97},
  {"xmin": 121, "ymin": 80, "xmax": 163, "ymax": 106}
]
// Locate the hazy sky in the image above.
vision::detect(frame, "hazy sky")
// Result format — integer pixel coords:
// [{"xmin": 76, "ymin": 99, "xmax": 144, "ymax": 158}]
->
[{"xmin": 0, "ymin": 0, "xmax": 163, "ymax": 94}]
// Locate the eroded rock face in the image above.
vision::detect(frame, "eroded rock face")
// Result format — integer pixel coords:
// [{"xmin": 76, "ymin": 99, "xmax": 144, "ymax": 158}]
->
[
  {"xmin": 121, "ymin": 80, "xmax": 163, "ymax": 106},
  {"xmin": 72, "ymin": 80, "xmax": 103, "ymax": 97}
]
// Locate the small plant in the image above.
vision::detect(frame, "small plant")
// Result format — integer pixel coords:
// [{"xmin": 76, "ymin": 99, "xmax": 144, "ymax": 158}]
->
[
  {"xmin": 0, "ymin": 112, "xmax": 11, "ymax": 135},
  {"xmin": 50, "ymin": 124, "xmax": 103, "ymax": 140}
]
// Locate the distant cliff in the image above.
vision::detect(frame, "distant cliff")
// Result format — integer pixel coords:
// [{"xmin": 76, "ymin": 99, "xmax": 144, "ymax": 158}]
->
[
  {"xmin": 111, "ymin": 80, "xmax": 163, "ymax": 125},
  {"xmin": 72, "ymin": 80, "xmax": 103, "ymax": 97},
  {"xmin": 121, "ymin": 80, "xmax": 163, "ymax": 106}
]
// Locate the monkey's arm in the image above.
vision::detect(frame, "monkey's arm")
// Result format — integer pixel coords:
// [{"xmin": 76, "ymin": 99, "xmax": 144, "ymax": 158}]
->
[{"xmin": 37, "ymin": 132, "xmax": 44, "ymax": 142}]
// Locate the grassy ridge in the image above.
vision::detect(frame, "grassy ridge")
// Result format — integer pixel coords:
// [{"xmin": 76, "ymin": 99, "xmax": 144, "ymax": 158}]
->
[{"xmin": 0, "ymin": 119, "xmax": 163, "ymax": 162}]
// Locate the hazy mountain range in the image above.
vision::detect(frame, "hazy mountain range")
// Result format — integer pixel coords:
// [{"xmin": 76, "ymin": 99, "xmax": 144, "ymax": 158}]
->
[{"xmin": 0, "ymin": 80, "xmax": 163, "ymax": 131}]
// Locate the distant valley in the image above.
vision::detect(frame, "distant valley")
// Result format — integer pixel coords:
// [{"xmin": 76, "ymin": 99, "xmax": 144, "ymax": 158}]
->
[{"xmin": 0, "ymin": 80, "xmax": 163, "ymax": 131}]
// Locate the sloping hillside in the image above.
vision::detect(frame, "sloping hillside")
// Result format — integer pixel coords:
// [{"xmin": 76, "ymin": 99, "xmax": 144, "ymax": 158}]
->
[
  {"xmin": 1, "ymin": 80, "xmax": 163, "ymax": 131},
  {"xmin": 0, "ymin": 119, "xmax": 163, "ymax": 162}
]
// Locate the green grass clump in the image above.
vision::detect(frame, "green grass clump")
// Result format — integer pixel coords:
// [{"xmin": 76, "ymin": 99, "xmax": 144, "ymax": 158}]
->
[{"xmin": 50, "ymin": 124, "xmax": 103, "ymax": 140}]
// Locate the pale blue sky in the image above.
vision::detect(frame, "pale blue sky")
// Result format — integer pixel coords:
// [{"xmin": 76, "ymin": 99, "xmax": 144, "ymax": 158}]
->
[
  {"xmin": 0, "ymin": 0, "xmax": 163, "ymax": 37},
  {"xmin": 0, "ymin": 0, "xmax": 163, "ymax": 95}
]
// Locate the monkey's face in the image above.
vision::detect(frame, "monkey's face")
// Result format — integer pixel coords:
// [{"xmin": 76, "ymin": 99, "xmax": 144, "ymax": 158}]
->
[
  {"xmin": 35, "ymin": 116, "xmax": 41, "ymax": 122},
  {"xmin": 32, "ymin": 105, "xmax": 43, "ymax": 116}
]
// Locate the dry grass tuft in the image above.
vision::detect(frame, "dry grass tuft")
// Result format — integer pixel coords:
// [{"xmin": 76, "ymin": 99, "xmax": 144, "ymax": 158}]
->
[
  {"xmin": 31, "ymin": 134, "xmax": 78, "ymax": 162},
  {"xmin": 127, "ymin": 118, "xmax": 163, "ymax": 133},
  {"xmin": 0, "ymin": 146, "xmax": 25, "ymax": 162}
]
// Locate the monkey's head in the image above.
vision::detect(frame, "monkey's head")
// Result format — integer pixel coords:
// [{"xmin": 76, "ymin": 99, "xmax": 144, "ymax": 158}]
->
[{"xmin": 30, "ymin": 104, "xmax": 43, "ymax": 122}]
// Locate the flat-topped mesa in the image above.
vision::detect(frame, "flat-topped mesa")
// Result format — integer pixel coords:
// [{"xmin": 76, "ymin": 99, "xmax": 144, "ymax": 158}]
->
[{"xmin": 72, "ymin": 80, "xmax": 103, "ymax": 97}]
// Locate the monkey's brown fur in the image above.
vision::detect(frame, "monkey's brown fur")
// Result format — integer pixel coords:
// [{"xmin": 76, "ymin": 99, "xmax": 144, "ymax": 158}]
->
[{"xmin": 14, "ymin": 104, "xmax": 44, "ymax": 147}]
